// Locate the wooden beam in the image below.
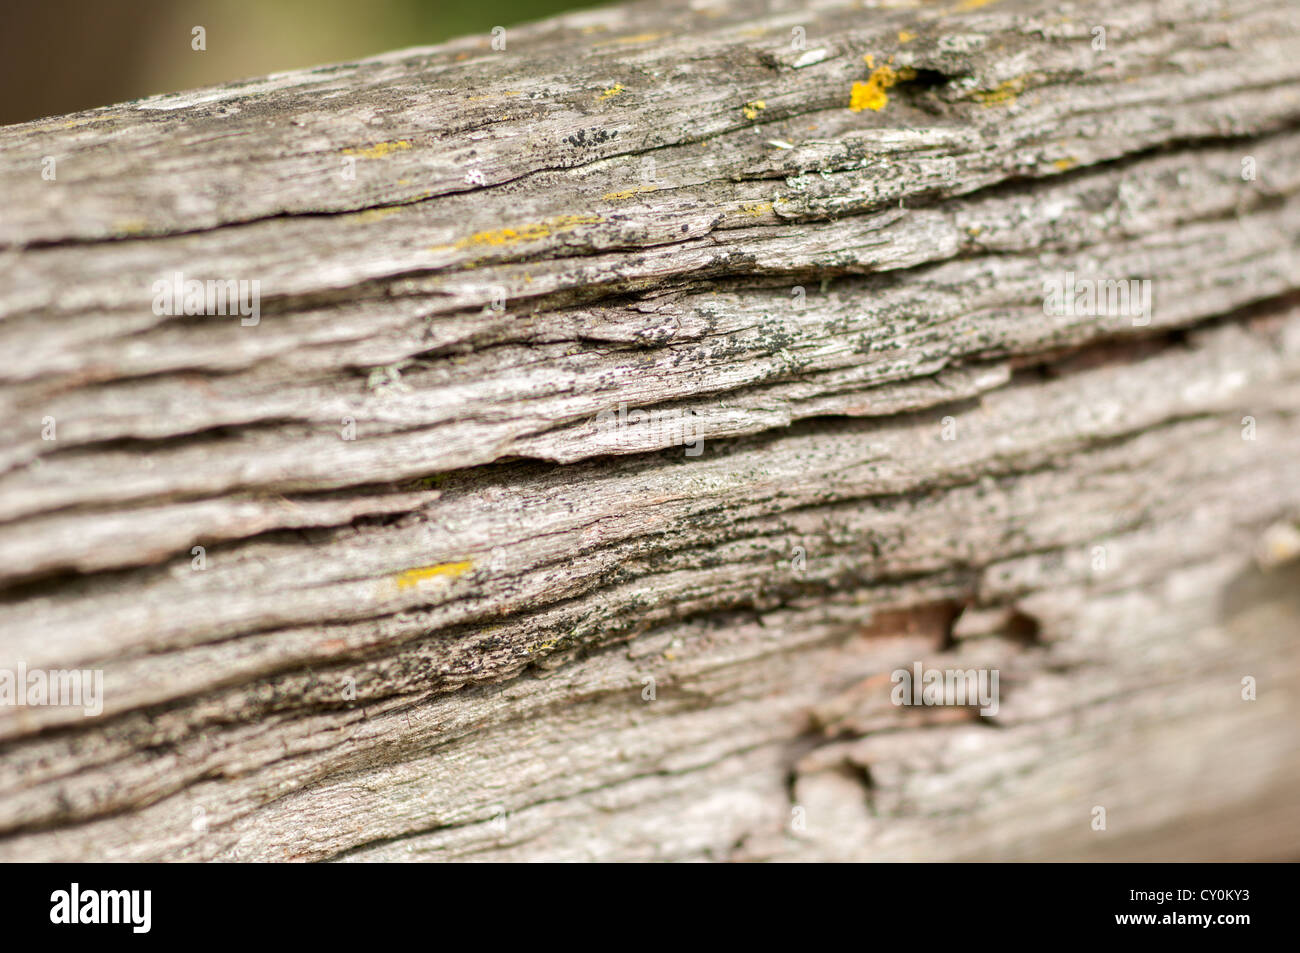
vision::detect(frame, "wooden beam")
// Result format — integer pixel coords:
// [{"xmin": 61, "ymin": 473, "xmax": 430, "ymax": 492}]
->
[{"xmin": 1, "ymin": 0, "xmax": 1298, "ymax": 861}]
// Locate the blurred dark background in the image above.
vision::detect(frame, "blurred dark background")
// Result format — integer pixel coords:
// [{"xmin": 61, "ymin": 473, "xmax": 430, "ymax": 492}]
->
[{"xmin": 0, "ymin": 0, "xmax": 605, "ymax": 126}]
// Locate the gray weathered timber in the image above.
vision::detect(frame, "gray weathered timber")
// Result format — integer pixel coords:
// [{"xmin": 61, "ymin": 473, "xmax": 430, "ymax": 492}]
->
[{"xmin": 1, "ymin": 0, "xmax": 1298, "ymax": 861}]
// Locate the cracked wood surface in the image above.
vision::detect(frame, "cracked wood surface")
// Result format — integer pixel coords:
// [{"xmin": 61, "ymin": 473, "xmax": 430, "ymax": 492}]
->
[{"xmin": 1, "ymin": 0, "xmax": 1299, "ymax": 861}]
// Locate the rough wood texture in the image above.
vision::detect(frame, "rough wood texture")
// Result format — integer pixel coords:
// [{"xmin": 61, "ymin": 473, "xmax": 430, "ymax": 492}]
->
[{"xmin": 2, "ymin": 0, "xmax": 1299, "ymax": 861}]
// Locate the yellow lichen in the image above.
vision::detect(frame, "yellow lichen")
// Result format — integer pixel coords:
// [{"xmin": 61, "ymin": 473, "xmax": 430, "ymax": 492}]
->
[
  {"xmin": 955, "ymin": 0, "xmax": 998, "ymax": 10},
  {"xmin": 431, "ymin": 214, "xmax": 604, "ymax": 252},
  {"xmin": 348, "ymin": 206, "xmax": 404, "ymax": 224},
  {"xmin": 739, "ymin": 202, "xmax": 773, "ymax": 218},
  {"xmin": 1052, "ymin": 157, "xmax": 1078, "ymax": 171},
  {"xmin": 742, "ymin": 99, "xmax": 767, "ymax": 120},
  {"xmin": 597, "ymin": 84, "xmax": 625, "ymax": 101},
  {"xmin": 850, "ymin": 65, "xmax": 907, "ymax": 112},
  {"xmin": 614, "ymin": 31, "xmax": 667, "ymax": 44},
  {"xmin": 602, "ymin": 186, "xmax": 657, "ymax": 201},
  {"xmin": 341, "ymin": 140, "xmax": 412, "ymax": 159},
  {"xmin": 898, "ymin": 30, "xmax": 917, "ymax": 43},
  {"xmin": 971, "ymin": 75, "xmax": 1030, "ymax": 106},
  {"xmin": 394, "ymin": 560, "xmax": 473, "ymax": 590}
]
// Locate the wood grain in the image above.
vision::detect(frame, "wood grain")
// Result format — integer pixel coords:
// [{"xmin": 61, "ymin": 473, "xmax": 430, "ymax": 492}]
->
[{"xmin": 1, "ymin": 0, "xmax": 1298, "ymax": 861}]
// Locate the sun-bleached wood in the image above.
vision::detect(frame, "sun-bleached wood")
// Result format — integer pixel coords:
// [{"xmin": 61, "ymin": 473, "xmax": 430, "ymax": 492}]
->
[{"xmin": 1, "ymin": 0, "xmax": 1298, "ymax": 861}]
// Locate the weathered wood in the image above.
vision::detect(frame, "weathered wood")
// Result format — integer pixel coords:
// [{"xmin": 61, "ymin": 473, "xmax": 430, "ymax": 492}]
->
[{"xmin": 1, "ymin": 0, "xmax": 1298, "ymax": 861}]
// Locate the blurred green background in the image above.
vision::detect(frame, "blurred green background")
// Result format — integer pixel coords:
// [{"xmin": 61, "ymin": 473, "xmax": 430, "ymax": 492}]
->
[{"xmin": 1, "ymin": 0, "xmax": 605, "ymax": 125}]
